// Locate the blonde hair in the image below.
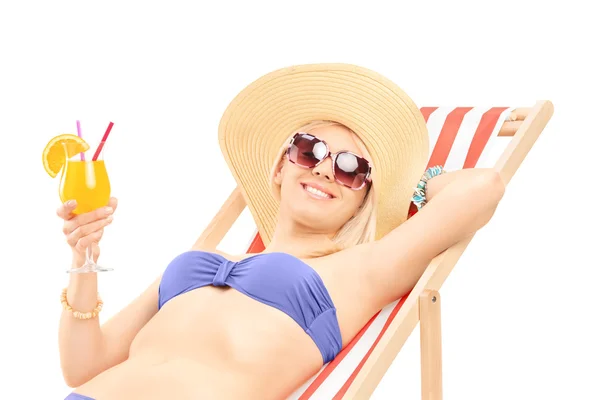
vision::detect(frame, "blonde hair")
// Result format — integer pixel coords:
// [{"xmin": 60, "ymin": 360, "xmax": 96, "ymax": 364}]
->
[{"xmin": 269, "ymin": 120, "xmax": 377, "ymax": 257}]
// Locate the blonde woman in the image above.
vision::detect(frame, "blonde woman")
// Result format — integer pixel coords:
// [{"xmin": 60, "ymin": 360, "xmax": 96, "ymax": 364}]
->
[{"xmin": 58, "ymin": 64, "xmax": 505, "ymax": 400}]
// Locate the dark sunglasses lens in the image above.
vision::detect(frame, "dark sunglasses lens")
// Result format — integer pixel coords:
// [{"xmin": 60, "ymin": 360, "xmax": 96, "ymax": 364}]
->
[
  {"xmin": 289, "ymin": 134, "xmax": 327, "ymax": 167},
  {"xmin": 334, "ymin": 152, "xmax": 370, "ymax": 189}
]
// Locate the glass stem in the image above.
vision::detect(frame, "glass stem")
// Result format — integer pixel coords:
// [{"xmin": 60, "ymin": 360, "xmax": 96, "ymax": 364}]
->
[{"xmin": 86, "ymin": 245, "xmax": 94, "ymax": 266}]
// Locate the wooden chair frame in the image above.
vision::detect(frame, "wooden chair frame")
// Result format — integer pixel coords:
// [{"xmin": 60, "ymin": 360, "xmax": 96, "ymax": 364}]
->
[{"xmin": 192, "ymin": 100, "xmax": 554, "ymax": 400}]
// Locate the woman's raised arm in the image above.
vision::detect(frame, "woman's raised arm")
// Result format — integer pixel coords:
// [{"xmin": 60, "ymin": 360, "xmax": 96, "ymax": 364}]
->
[{"xmin": 338, "ymin": 169, "xmax": 506, "ymax": 311}]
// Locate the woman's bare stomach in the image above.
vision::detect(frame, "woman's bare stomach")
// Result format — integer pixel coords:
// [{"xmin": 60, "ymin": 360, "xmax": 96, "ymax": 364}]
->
[{"xmin": 73, "ymin": 286, "xmax": 324, "ymax": 400}]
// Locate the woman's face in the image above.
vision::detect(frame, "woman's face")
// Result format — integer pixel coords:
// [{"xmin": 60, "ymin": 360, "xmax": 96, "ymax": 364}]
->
[{"xmin": 273, "ymin": 125, "xmax": 372, "ymax": 235}]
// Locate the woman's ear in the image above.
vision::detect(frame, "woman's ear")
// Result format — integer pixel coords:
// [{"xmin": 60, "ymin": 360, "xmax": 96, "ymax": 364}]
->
[{"xmin": 273, "ymin": 156, "xmax": 285, "ymax": 185}]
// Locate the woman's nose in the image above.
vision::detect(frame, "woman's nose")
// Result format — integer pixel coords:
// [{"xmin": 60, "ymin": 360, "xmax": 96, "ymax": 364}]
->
[{"xmin": 312, "ymin": 158, "xmax": 334, "ymax": 181}]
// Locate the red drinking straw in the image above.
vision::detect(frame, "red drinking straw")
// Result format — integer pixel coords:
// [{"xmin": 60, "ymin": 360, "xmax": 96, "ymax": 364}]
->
[
  {"xmin": 92, "ymin": 121, "xmax": 114, "ymax": 161},
  {"xmin": 76, "ymin": 120, "xmax": 85, "ymax": 160}
]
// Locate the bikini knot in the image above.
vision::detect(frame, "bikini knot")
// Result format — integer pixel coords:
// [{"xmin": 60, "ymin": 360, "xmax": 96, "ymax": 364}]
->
[{"xmin": 213, "ymin": 260, "xmax": 236, "ymax": 286}]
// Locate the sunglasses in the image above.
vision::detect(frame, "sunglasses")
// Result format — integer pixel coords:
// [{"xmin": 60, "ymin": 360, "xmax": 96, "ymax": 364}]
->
[{"xmin": 285, "ymin": 132, "xmax": 372, "ymax": 190}]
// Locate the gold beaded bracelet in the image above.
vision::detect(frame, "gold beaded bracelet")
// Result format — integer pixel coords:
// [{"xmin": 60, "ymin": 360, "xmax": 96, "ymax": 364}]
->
[{"xmin": 60, "ymin": 288, "xmax": 103, "ymax": 320}]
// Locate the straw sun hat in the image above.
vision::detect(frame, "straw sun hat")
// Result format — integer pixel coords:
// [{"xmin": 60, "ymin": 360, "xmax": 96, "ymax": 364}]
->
[{"xmin": 218, "ymin": 63, "xmax": 430, "ymax": 245}]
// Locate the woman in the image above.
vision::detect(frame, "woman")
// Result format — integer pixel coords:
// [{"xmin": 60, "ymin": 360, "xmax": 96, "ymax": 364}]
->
[{"xmin": 58, "ymin": 64, "xmax": 506, "ymax": 399}]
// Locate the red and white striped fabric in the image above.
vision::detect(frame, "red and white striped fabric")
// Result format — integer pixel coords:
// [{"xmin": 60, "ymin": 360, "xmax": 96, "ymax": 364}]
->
[{"xmin": 216, "ymin": 106, "xmax": 516, "ymax": 399}]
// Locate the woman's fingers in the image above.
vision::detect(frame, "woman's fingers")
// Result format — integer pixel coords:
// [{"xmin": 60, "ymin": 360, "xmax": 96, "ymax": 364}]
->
[
  {"xmin": 107, "ymin": 197, "xmax": 118, "ymax": 212},
  {"xmin": 73, "ymin": 229, "xmax": 105, "ymax": 253},
  {"xmin": 62, "ymin": 206, "xmax": 114, "ymax": 236},
  {"xmin": 56, "ymin": 200, "xmax": 78, "ymax": 220},
  {"xmin": 57, "ymin": 196, "xmax": 118, "ymax": 222},
  {"xmin": 66, "ymin": 216, "xmax": 113, "ymax": 249},
  {"xmin": 57, "ymin": 197, "xmax": 118, "ymax": 257}
]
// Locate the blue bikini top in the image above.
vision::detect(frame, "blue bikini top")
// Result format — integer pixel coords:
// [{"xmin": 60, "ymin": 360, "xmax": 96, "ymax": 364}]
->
[{"xmin": 158, "ymin": 250, "xmax": 343, "ymax": 364}]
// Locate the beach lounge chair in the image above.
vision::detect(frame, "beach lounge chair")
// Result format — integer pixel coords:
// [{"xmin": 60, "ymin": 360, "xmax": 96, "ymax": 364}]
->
[{"xmin": 192, "ymin": 101, "xmax": 554, "ymax": 400}]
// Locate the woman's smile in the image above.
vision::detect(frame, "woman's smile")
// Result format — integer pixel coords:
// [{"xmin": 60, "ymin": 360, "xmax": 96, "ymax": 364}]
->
[{"xmin": 300, "ymin": 182, "xmax": 336, "ymax": 200}]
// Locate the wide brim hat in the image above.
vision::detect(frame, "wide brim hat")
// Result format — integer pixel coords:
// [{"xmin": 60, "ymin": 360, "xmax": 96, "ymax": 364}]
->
[{"xmin": 218, "ymin": 63, "xmax": 429, "ymax": 245}]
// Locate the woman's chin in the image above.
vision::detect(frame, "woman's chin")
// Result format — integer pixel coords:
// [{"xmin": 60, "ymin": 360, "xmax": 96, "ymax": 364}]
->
[{"xmin": 288, "ymin": 202, "xmax": 331, "ymax": 222}]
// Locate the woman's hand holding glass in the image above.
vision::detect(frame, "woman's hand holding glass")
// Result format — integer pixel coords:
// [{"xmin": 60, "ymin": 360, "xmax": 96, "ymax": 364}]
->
[{"xmin": 56, "ymin": 197, "xmax": 118, "ymax": 270}]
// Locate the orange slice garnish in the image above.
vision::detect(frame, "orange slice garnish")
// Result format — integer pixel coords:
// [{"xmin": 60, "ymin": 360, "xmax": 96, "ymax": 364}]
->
[{"xmin": 42, "ymin": 134, "xmax": 90, "ymax": 178}]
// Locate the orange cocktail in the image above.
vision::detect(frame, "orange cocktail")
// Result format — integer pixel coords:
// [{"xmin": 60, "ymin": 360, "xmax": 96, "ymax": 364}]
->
[
  {"xmin": 59, "ymin": 159, "xmax": 111, "ymax": 215},
  {"xmin": 43, "ymin": 122, "xmax": 115, "ymax": 273}
]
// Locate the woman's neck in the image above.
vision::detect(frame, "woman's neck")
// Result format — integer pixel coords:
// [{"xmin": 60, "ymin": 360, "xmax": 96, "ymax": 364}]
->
[{"xmin": 263, "ymin": 223, "xmax": 336, "ymax": 259}]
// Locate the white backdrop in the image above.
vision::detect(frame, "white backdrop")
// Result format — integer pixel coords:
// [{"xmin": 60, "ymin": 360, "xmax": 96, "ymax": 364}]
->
[{"xmin": 1, "ymin": 1, "xmax": 599, "ymax": 399}]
